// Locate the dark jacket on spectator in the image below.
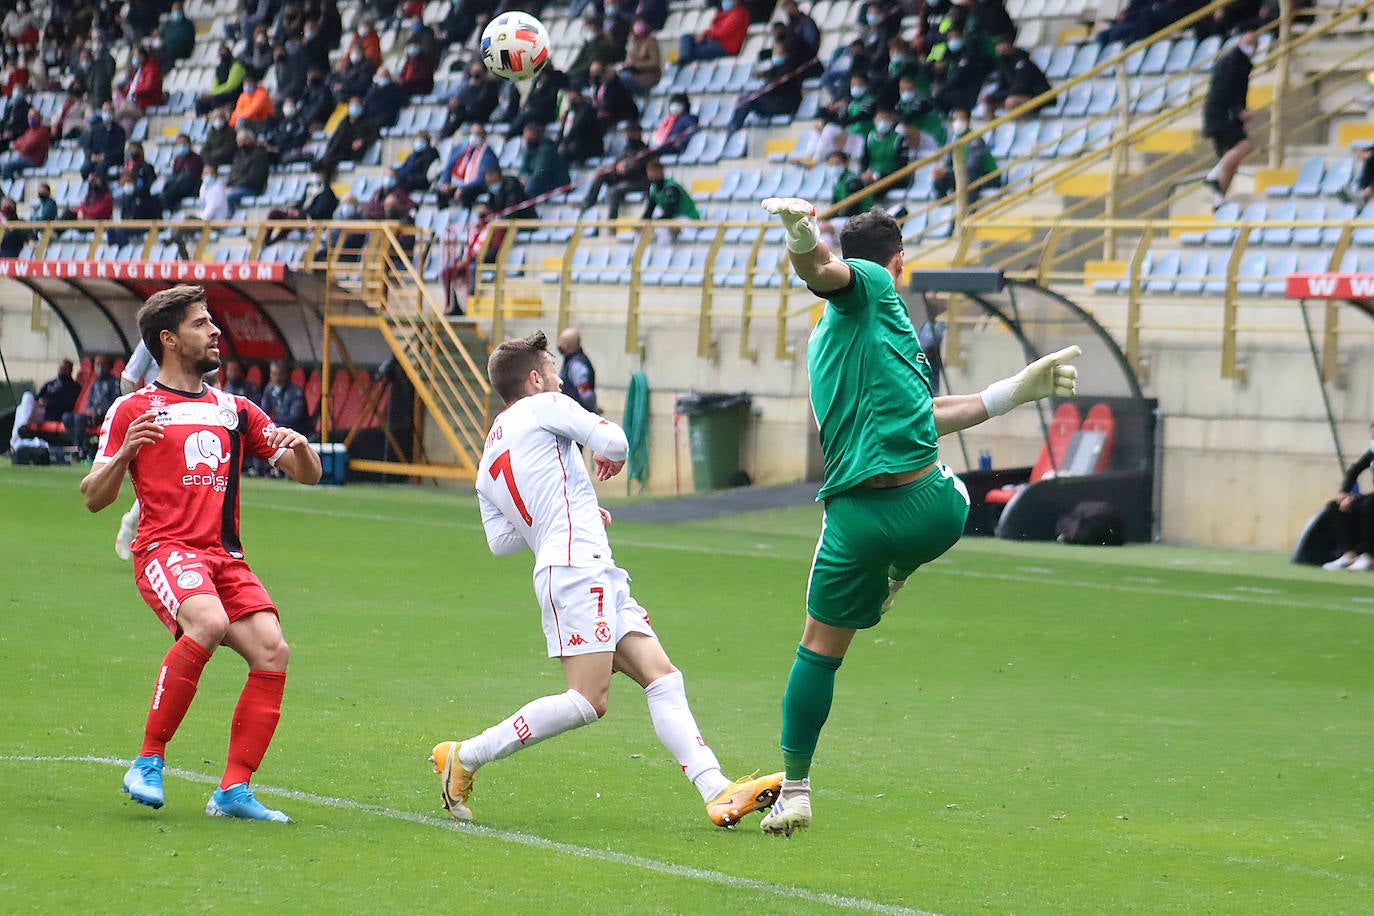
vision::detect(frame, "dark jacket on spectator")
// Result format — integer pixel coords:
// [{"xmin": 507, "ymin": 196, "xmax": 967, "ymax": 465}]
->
[
  {"xmin": 322, "ymin": 113, "xmax": 379, "ymax": 166},
  {"xmin": 227, "ymin": 144, "xmax": 272, "ymax": 193},
  {"xmin": 297, "ymin": 77, "xmax": 336, "ymax": 129},
  {"xmin": 201, "ymin": 121, "xmax": 238, "ymax": 168},
  {"xmin": 363, "ymin": 78, "xmax": 407, "ymax": 129}
]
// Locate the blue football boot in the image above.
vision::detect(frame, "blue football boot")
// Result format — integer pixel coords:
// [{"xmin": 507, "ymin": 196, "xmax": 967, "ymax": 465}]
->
[
  {"xmin": 122, "ymin": 755, "xmax": 165, "ymax": 809},
  {"xmin": 205, "ymin": 783, "xmax": 291, "ymax": 823}
]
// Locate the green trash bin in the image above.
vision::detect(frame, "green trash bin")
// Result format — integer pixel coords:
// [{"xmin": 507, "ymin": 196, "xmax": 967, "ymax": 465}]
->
[{"xmin": 675, "ymin": 392, "xmax": 751, "ymax": 492}]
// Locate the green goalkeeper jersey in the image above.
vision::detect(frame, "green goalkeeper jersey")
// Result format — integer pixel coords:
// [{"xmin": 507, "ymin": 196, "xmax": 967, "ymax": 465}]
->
[{"xmin": 807, "ymin": 257, "xmax": 939, "ymax": 500}]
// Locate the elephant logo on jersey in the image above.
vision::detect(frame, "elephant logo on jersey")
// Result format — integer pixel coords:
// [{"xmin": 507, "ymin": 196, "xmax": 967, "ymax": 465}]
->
[{"xmin": 184, "ymin": 429, "xmax": 228, "ymax": 471}]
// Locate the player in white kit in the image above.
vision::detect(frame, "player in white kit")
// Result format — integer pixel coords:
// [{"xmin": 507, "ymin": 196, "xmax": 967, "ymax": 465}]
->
[
  {"xmin": 113, "ymin": 341, "xmax": 166, "ymax": 560},
  {"xmin": 430, "ymin": 331, "xmax": 782, "ymax": 827}
]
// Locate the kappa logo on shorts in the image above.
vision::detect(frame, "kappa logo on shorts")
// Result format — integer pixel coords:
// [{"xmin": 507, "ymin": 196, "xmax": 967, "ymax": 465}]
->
[
  {"xmin": 144, "ymin": 558, "xmax": 180, "ymax": 616},
  {"xmin": 567, "ymin": 633, "xmax": 587, "ymax": 647}
]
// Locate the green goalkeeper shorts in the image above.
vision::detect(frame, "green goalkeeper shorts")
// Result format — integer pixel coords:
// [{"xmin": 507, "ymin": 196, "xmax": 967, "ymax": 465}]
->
[{"xmin": 806, "ymin": 464, "xmax": 970, "ymax": 630}]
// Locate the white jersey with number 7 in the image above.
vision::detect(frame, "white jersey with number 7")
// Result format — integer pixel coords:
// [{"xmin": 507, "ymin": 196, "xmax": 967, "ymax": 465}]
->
[{"xmin": 476, "ymin": 391, "xmax": 629, "ymax": 570}]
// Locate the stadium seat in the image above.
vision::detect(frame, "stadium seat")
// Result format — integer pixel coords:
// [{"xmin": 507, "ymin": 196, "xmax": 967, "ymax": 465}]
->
[
  {"xmin": 985, "ymin": 402, "xmax": 1082, "ymax": 504},
  {"xmin": 1318, "ymin": 158, "xmax": 1354, "ymax": 198},
  {"xmin": 1143, "ymin": 250, "xmax": 1182, "ymax": 293},
  {"xmin": 1353, "ymin": 202, "xmax": 1374, "ymax": 246},
  {"xmin": 1262, "ymin": 252, "xmax": 1300, "ymax": 296},
  {"xmin": 1234, "ymin": 251, "xmax": 1268, "ymax": 295},
  {"xmin": 1292, "ymin": 202, "xmax": 1328, "ymax": 246},
  {"xmin": 1258, "ymin": 202, "xmax": 1297, "ymax": 246},
  {"xmin": 1269, "ymin": 156, "xmax": 1322, "ymax": 197}
]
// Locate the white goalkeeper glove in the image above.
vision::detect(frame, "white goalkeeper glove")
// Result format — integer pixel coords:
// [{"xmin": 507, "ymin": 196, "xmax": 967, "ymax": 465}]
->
[
  {"xmin": 980, "ymin": 346, "xmax": 1081, "ymax": 418},
  {"xmin": 762, "ymin": 197, "xmax": 820, "ymax": 254}
]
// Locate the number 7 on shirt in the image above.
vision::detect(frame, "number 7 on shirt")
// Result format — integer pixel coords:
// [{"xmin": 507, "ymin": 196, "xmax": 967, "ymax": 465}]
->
[{"xmin": 489, "ymin": 450, "xmax": 533, "ymax": 526}]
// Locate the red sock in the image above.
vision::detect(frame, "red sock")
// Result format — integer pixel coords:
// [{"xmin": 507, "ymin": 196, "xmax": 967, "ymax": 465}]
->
[
  {"xmin": 140, "ymin": 636, "xmax": 213, "ymax": 759},
  {"xmin": 221, "ymin": 670, "xmax": 286, "ymax": 789}
]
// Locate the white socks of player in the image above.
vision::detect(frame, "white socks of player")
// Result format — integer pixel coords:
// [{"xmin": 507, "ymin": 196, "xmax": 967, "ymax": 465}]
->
[
  {"xmin": 457, "ymin": 689, "xmax": 599, "ymax": 771},
  {"xmin": 1205, "ymin": 164, "xmax": 1225, "ymax": 183},
  {"xmin": 644, "ymin": 671, "xmax": 730, "ymax": 802}
]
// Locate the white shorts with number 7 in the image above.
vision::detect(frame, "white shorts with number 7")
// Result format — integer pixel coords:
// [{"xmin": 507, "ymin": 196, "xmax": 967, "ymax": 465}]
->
[{"xmin": 533, "ymin": 564, "xmax": 656, "ymax": 658}]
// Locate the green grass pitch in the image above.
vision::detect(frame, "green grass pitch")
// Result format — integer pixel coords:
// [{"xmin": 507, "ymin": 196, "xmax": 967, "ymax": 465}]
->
[{"xmin": 1, "ymin": 463, "xmax": 1371, "ymax": 914}]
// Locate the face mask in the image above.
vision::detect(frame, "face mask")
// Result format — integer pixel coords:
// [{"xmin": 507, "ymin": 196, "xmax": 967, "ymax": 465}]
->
[
  {"xmin": 283, "ymin": 104, "xmax": 297, "ymax": 117},
  {"xmin": 947, "ymin": 38, "xmax": 964, "ymax": 52},
  {"xmin": 952, "ymin": 119, "xmax": 968, "ymax": 133},
  {"xmin": 899, "ymin": 90, "xmax": 916, "ymax": 102},
  {"xmin": 376, "ymin": 77, "xmax": 390, "ymax": 87},
  {"xmin": 305, "ymin": 29, "xmax": 316, "ymax": 40},
  {"xmin": 669, "ymin": 103, "xmax": 685, "ymax": 115},
  {"xmin": 13, "ymin": 89, "xmax": 23, "ymax": 101},
  {"xmin": 28, "ymin": 116, "xmax": 39, "ymax": 127},
  {"xmin": 721, "ymin": 0, "xmax": 735, "ymax": 9},
  {"xmin": 607, "ymin": 4, "xmax": 620, "ymax": 13},
  {"xmin": 824, "ymin": 164, "xmax": 844, "ymax": 180},
  {"xmin": 406, "ymin": 43, "xmax": 419, "ymax": 55},
  {"xmin": 1369, "ymin": 439, "xmax": 1374, "ymax": 454},
  {"xmin": 413, "ymin": 139, "xmax": 427, "ymax": 151},
  {"xmin": 308, "ymin": 181, "xmax": 324, "ymax": 192},
  {"xmin": 172, "ymin": 10, "xmax": 184, "ymax": 19},
  {"xmin": 866, "ymin": 13, "xmax": 881, "ymax": 24},
  {"xmin": 850, "ymin": 84, "xmax": 864, "ymax": 96},
  {"xmin": 633, "ymin": 21, "xmax": 648, "ymax": 35},
  {"xmin": 771, "ymin": 55, "xmax": 786, "ymax": 67},
  {"xmin": 349, "ymin": 103, "xmax": 363, "ymax": 117},
  {"xmin": 244, "ymin": 83, "xmax": 257, "ymax": 93},
  {"xmin": 213, "ymin": 118, "xmax": 226, "ymax": 128},
  {"xmin": 1239, "ymin": 41, "xmax": 1256, "ymax": 56},
  {"xmin": 468, "ymin": 132, "xmax": 483, "ymax": 145},
  {"xmin": 102, "ymin": 111, "xmax": 113, "ymax": 122},
  {"xmin": 875, "ymin": 120, "xmax": 892, "ymax": 134},
  {"xmin": 337, "ymin": 205, "xmax": 356, "ymax": 217},
  {"xmin": 350, "ymin": 51, "xmax": 363, "ymax": 63},
  {"xmin": 487, "ymin": 182, "xmax": 501, "ymax": 192},
  {"xmin": 176, "ymin": 144, "xmax": 189, "ymax": 155}
]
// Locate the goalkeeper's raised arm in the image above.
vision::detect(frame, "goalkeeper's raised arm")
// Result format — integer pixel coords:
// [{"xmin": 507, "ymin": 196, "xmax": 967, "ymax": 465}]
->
[{"xmin": 761, "ymin": 197, "xmax": 853, "ymax": 294}]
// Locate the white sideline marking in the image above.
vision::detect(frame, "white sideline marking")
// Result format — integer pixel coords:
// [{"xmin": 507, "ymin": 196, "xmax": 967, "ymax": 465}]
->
[{"xmin": 1, "ymin": 755, "xmax": 938, "ymax": 916}]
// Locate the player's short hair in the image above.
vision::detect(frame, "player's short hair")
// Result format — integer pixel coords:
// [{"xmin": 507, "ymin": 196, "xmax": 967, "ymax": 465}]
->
[
  {"xmin": 138, "ymin": 284, "xmax": 208, "ymax": 362},
  {"xmin": 488, "ymin": 330, "xmax": 551, "ymax": 404},
  {"xmin": 838, "ymin": 208, "xmax": 903, "ymax": 266}
]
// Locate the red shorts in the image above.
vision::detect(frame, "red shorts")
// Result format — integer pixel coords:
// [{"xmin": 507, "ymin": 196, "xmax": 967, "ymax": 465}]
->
[{"xmin": 135, "ymin": 544, "xmax": 277, "ymax": 635}]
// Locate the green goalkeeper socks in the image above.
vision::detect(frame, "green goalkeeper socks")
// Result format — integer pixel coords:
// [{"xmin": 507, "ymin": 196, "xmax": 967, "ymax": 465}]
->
[{"xmin": 780, "ymin": 643, "xmax": 844, "ymax": 781}]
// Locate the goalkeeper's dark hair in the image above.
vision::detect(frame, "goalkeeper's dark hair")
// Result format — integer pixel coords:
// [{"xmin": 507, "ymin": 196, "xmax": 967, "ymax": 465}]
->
[
  {"xmin": 138, "ymin": 284, "xmax": 208, "ymax": 362},
  {"xmin": 488, "ymin": 330, "xmax": 552, "ymax": 404},
  {"xmin": 838, "ymin": 208, "xmax": 903, "ymax": 267}
]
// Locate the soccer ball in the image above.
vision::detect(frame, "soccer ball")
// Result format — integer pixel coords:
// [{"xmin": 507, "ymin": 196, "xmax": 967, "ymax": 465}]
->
[{"xmin": 480, "ymin": 11, "xmax": 551, "ymax": 82}]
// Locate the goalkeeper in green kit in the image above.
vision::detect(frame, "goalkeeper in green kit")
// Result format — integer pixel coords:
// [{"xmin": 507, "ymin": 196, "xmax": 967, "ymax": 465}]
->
[{"xmin": 758, "ymin": 198, "xmax": 1081, "ymax": 837}]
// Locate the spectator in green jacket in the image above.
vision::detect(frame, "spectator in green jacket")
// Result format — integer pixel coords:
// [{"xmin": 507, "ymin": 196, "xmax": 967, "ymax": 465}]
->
[
  {"xmin": 195, "ymin": 44, "xmax": 247, "ymax": 115},
  {"xmin": 158, "ymin": 2, "xmax": 196, "ymax": 67},
  {"xmin": 860, "ymin": 108, "xmax": 911, "ymax": 195},
  {"xmin": 642, "ymin": 158, "xmax": 699, "ymax": 244},
  {"xmin": 519, "ymin": 122, "xmax": 569, "ymax": 198}
]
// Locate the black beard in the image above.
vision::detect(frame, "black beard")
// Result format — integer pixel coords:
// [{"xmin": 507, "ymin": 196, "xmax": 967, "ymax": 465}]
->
[{"xmin": 194, "ymin": 354, "xmax": 221, "ymax": 376}]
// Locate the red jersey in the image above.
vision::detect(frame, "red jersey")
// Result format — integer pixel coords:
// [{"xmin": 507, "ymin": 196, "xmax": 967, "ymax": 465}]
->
[{"xmin": 95, "ymin": 382, "xmax": 286, "ymax": 557}]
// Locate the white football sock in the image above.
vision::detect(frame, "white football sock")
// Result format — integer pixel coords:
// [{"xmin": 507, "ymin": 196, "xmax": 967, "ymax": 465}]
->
[
  {"xmin": 644, "ymin": 671, "xmax": 729, "ymax": 801},
  {"xmin": 1205, "ymin": 164, "xmax": 1224, "ymax": 182},
  {"xmin": 458, "ymin": 689, "xmax": 598, "ymax": 771}
]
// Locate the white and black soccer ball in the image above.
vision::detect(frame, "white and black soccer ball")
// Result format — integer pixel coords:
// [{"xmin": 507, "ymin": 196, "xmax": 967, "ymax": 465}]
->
[{"xmin": 480, "ymin": 11, "xmax": 551, "ymax": 83}]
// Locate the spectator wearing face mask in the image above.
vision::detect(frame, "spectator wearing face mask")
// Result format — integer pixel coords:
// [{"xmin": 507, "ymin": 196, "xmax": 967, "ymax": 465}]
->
[
  {"xmin": 300, "ymin": 18, "xmax": 334, "ymax": 72},
  {"xmin": 679, "ymin": 0, "xmax": 751, "ymax": 65},
  {"xmin": 363, "ymin": 67, "xmax": 407, "ymax": 129},
  {"xmin": 558, "ymin": 82, "xmax": 603, "ymax": 166},
  {"xmin": 229, "ymin": 74, "xmax": 275, "ymax": 128},
  {"xmin": 225, "ymin": 130, "xmax": 272, "ymax": 212},
  {"xmin": 66, "ymin": 173, "xmax": 114, "ymax": 221},
  {"xmin": 509, "ymin": 64, "xmax": 568, "ymax": 135},
  {"xmin": 196, "ymin": 44, "xmax": 248, "ymax": 115},
  {"xmin": 619, "ymin": 18, "xmax": 662, "ymax": 96},
  {"xmin": 320, "ymin": 96, "xmax": 379, "ymax": 173},
  {"xmin": 79, "ymin": 105, "xmax": 126, "ymax": 178},
  {"xmin": 859, "ymin": 108, "xmax": 910, "ymax": 192},
  {"xmin": 930, "ymin": 28, "xmax": 990, "ymax": 116},
  {"xmin": 124, "ymin": 45, "xmax": 165, "ymax": 111},
  {"xmin": 347, "ymin": 15, "xmax": 384, "ymax": 67},
  {"xmin": 397, "ymin": 33, "xmax": 437, "ymax": 96},
  {"xmin": 470, "ymin": 165, "xmax": 537, "ymax": 219},
  {"xmin": 159, "ymin": 3, "xmax": 196, "ymax": 66},
  {"xmin": 30, "ymin": 181, "xmax": 57, "ymax": 221},
  {"xmin": 197, "ymin": 163, "xmax": 231, "ymax": 221},
  {"xmin": 440, "ymin": 125, "xmax": 499, "ymax": 209},
  {"xmin": 651, "ymin": 92, "xmax": 698, "ymax": 155},
  {"xmin": 245, "ymin": 26, "xmax": 276, "ymax": 76},
  {"xmin": 0, "ymin": 109, "xmax": 49, "ymax": 178},
  {"xmin": 332, "ymin": 42, "xmax": 378, "ymax": 101},
  {"xmin": 159, "ymin": 133, "xmax": 204, "ymax": 213},
  {"xmin": 297, "ymin": 66, "xmax": 336, "ymax": 129},
  {"xmin": 201, "ymin": 109, "xmax": 238, "ymax": 168},
  {"xmin": 519, "ymin": 121, "xmax": 569, "ymax": 199},
  {"xmin": 568, "ymin": 13, "xmax": 622, "ymax": 82},
  {"xmin": 726, "ymin": 31, "xmax": 808, "ymax": 131},
  {"xmin": 579, "ymin": 121, "xmax": 650, "ymax": 220},
  {"xmin": 804, "ymin": 70, "xmax": 877, "ymax": 165},
  {"xmin": 396, "ymin": 132, "xmax": 439, "ymax": 193},
  {"xmin": 0, "ymin": 86, "xmax": 30, "ymax": 146},
  {"xmin": 262, "ymin": 98, "xmax": 313, "ymax": 165},
  {"xmin": 440, "ymin": 59, "xmax": 502, "ymax": 138},
  {"xmin": 265, "ymin": 171, "xmax": 338, "ymax": 245},
  {"xmin": 932, "ymin": 110, "xmax": 1002, "ymax": 204},
  {"xmin": 272, "ymin": 37, "xmax": 310, "ymax": 101}
]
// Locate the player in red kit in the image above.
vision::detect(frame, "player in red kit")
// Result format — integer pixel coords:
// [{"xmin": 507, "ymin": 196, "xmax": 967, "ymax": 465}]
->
[{"xmin": 80, "ymin": 285, "xmax": 322, "ymax": 822}]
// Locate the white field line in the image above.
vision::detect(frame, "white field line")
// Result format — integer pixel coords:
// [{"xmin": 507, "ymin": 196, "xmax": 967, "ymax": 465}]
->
[
  {"xmin": 0, "ymin": 754, "xmax": 937, "ymax": 916},
  {"xmin": 8, "ymin": 474, "xmax": 1372, "ymax": 616}
]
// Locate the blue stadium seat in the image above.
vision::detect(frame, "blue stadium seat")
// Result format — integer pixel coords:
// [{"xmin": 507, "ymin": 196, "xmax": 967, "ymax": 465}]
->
[
  {"xmin": 731, "ymin": 168, "xmax": 764, "ymax": 201},
  {"xmin": 1044, "ymin": 45, "xmax": 1078, "ymax": 82},
  {"xmin": 1067, "ymin": 43, "xmax": 1101, "ymax": 78},
  {"xmin": 710, "ymin": 248, "xmax": 739, "ymax": 286},
  {"xmin": 1143, "ymin": 250, "xmax": 1182, "ymax": 293},
  {"xmin": 1174, "ymin": 250, "xmax": 1214, "ymax": 294},
  {"xmin": 1268, "ymin": 156, "xmax": 1321, "ymax": 197},
  {"xmin": 1259, "ymin": 201, "xmax": 1297, "ymax": 246},
  {"xmin": 1352, "ymin": 202, "xmax": 1374, "ymax": 246},
  {"xmin": 1164, "ymin": 37, "xmax": 1197, "ymax": 73},
  {"xmin": 1292, "ymin": 202, "xmax": 1327, "ymax": 246},
  {"xmin": 1192, "ymin": 35, "xmax": 1223, "ymax": 67},
  {"xmin": 681, "ymin": 246, "xmax": 710, "ymax": 286},
  {"xmin": 1318, "ymin": 157, "xmax": 1354, "ymax": 198},
  {"xmin": 571, "ymin": 247, "xmax": 610, "ymax": 284},
  {"xmin": 721, "ymin": 130, "xmax": 748, "ymax": 159},
  {"xmin": 1263, "ymin": 251, "xmax": 1299, "ymax": 296},
  {"xmin": 1008, "ymin": 121, "xmax": 1042, "ymax": 158},
  {"xmin": 1137, "ymin": 39, "xmax": 1171, "ymax": 76},
  {"xmin": 711, "ymin": 168, "xmax": 743, "ymax": 201},
  {"xmin": 1035, "ymin": 121, "xmax": 1064, "ymax": 157},
  {"xmin": 1298, "ymin": 251, "xmax": 1335, "ymax": 275},
  {"xmin": 1323, "ymin": 203, "xmax": 1357, "ymax": 245},
  {"xmin": 1235, "ymin": 251, "xmax": 1268, "ymax": 295},
  {"xmin": 597, "ymin": 246, "xmax": 634, "ymax": 284}
]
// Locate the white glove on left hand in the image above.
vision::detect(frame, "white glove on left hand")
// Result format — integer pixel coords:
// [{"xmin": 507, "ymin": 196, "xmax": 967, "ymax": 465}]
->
[
  {"xmin": 761, "ymin": 197, "xmax": 820, "ymax": 253},
  {"xmin": 981, "ymin": 346, "xmax": 1081, "ymax": 417}
]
